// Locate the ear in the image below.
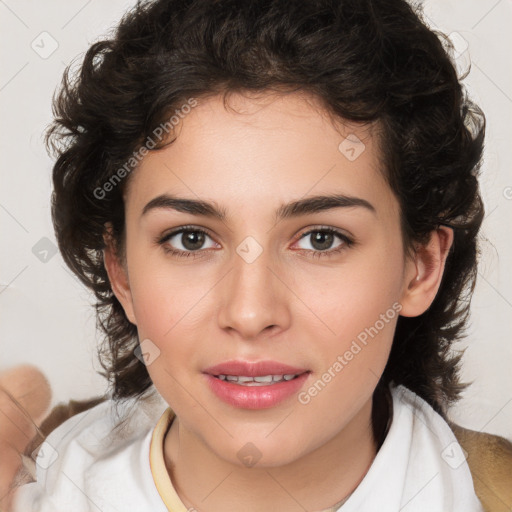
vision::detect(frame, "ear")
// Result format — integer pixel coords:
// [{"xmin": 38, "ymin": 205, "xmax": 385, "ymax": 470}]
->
[
  {"xmin": 102, "ymin": 223, "xmax": 137, "ymax": 325},
  {"xmin": 399, "ymin": 226, "xmax": 454, "ymax": 317}
]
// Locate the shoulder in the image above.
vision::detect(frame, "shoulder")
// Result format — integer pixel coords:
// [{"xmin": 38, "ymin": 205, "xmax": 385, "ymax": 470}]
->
[
  {"xmin": 390, "ymin": 384, "xmax": 460, "ymax": 447},
  {"xmin": 391, "ymin": 385, "xmax": 512, "ymax": 512},
  {"xmin": 388, "ymin": 384, "xmax": 484, "ymax": 510},
  {"xmin": 450, "ymin": 423, "xmax": 512, "ymax": 512},
  {"xmin": 23, "ymin": 391, "xmax": 168, "ymax": 460},
  {"xmin": 31, "ymin": 391, "xmax": 167, "ymax": 464},
  {"xmin": 12, "ymin": 391, "xmax": 169, "ymax": 512}
]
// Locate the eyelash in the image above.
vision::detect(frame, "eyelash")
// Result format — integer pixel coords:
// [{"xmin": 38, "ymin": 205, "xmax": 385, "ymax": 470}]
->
[{"xmin": 156, "ymin": 225, "xmax": 354, "ymax": 260}]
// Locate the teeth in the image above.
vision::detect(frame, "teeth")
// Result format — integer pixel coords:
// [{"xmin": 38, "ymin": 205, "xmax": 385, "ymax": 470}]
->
[
  {"xmin": 217, "ymin": 374, "xmax": 299, "ymax": 385},
  {"xmin": 254, "ymin": 375, "xmax": 273, "ymax": 383}
]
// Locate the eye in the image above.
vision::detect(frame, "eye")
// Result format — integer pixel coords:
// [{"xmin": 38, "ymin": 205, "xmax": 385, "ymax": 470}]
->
[
  {"xmin": 293, "ymin": 227, "xmax": 354, "ymax": 259},
  {"xmin": 157, "ymin": 226, "xmax": 218, "ymax": 258},
  {"xmin": 156, "ymin": 225, "xmax": 354, "ymax": 260}
]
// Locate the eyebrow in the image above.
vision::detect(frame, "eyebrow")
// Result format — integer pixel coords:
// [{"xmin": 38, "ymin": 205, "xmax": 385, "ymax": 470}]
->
[{"xmin": 141, "ymin": 193, "xmax": 376, "ymax": 221}]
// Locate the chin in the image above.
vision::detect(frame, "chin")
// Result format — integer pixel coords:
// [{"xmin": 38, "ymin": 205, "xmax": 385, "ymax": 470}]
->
[{"xmin": 212, "ymin": 435, "xmax": 308, "ymax": 470}]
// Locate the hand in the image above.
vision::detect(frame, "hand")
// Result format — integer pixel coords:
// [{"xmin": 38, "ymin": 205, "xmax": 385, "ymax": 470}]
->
[{"xmin": 0, "ymin": 365, "xmax": 51, "ymax": 512}]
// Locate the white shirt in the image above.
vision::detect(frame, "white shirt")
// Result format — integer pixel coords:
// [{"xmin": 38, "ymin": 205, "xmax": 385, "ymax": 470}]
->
[{"xmin": 11, "ymin": 384, "xmax": 484, "ymax": 512}]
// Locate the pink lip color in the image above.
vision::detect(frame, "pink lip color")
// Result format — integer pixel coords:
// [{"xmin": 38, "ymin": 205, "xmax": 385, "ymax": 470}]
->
[{"xmin": 203, "ymin": 360, "xmax": 310, "ymax": 409}]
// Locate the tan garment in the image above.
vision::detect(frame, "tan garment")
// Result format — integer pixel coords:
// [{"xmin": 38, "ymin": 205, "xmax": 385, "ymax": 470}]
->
[{"xmin": 449, "ymin": 423, "xmax": 512, "ymax": 512}]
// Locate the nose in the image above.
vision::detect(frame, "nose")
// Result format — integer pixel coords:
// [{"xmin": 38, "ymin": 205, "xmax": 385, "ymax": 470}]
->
[{"xmin": 216, "ymin": 243, "xmax": 291, "ymax": 340}]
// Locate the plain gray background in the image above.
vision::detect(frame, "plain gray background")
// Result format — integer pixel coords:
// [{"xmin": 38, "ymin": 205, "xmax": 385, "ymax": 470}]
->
[{"xmin": 1, "ymin": 0, "xmax": 511, "ymax": 439}]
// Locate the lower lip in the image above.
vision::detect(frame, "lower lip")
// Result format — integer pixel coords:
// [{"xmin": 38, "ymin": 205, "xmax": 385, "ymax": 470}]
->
[{"xmin": 204, "ymin": 373, "xmax": 310, "ymax": 409}]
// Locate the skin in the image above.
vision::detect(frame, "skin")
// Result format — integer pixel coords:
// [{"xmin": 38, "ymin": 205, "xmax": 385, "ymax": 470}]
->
[
  {"xmin": 0, "ymin": 366, "xmax": 51, "ymax": 512},
  {"xmin": 104, "ymin": 90, "xmax": 453, "ymax": 511}
]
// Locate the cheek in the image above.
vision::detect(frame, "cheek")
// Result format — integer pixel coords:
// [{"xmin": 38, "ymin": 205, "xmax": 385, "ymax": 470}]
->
[
  {"xmin": 295, "ymin": 241, "xmax": 404, "ymax": 345},
  {"xmin": 294, "ymin": 281, "xmax": 400, "ymax": 437},
  {"xmin": 127, "ymin": 268, "xmax": 205, "ymax": 404},
  {"xmin": 291, "ymin": 237, "xmax": 404, "ymax": 395},
  {"xmin": 125, "ymin": 253, "xmax": 214, "ymax": 384},
  {"xmin": 131, "ymin": 281, "xmax": 211, "ymax": 363},
  {"xmin": 127, "ymin": 242, "xmax": 206, "ymax": 338}
]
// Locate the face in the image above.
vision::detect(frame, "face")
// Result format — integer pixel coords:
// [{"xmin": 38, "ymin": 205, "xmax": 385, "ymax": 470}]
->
[{"xmin": 106, "ymin": 90, "xmax": 450, "ymax": 468}]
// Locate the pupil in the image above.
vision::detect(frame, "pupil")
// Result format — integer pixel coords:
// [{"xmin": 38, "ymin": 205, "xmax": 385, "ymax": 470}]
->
[
  {"xmin": 183, "ymin": 231, "xmax": 204, "ymax": 250},
  {"xmin": 311, "ymin": 231, "xmax": 333, "ymax": 251}
]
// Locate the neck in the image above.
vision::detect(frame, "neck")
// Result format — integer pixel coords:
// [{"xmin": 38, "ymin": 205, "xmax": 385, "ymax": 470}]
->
[{"xmin": 163, "ymin": 397, "xmax": 380, "ymax": 512}]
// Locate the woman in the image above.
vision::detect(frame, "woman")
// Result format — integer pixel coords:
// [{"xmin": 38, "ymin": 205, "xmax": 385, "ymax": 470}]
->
[{"xmin": 4, "ymin": 0, "xmax": 512, "ymax": 510}]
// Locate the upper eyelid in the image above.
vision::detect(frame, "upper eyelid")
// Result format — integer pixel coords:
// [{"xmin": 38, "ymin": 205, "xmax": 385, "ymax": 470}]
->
[
  {"xmin": 298, "ymin": 226, "xmax": 351, "ymax": 239},
  {"xmin": 159, "ymin": 225, "xmax": 216, "ymax": 243}
]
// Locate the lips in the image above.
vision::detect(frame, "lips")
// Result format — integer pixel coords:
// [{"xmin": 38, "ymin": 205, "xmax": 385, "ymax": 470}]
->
[
  {"xmin": 203, "ymin": 360, "xmax": 309, "ymax": 377},
  {"xmin": 203, "ymin": 360, "xmax": 311, "ymax": 409}
]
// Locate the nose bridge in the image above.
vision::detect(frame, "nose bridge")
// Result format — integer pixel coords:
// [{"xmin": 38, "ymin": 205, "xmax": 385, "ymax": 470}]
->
[{"xmin": 217, "ymin": 237, "xmax": 289, "ymax": 339}]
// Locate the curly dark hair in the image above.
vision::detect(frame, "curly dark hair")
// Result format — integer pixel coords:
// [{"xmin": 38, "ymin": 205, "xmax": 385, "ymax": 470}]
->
[{"xmin": 47, "ymin": 0, "xmax": 485, "ymax": 420}]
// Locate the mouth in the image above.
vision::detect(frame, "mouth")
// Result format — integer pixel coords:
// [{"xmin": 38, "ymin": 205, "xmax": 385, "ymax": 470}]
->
[
  {"xmin": 212, "ymin": 373, "xmax": 306, "ymax": 386},
  {"xmin": 202, "ymin": 360, "xmax": 311, "ymax": 409}
]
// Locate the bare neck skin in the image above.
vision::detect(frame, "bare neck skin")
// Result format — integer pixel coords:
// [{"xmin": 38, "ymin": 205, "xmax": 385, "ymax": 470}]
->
[{"xmin": 163, "ymin": 397, "xmax": 376, "ymax": 512}]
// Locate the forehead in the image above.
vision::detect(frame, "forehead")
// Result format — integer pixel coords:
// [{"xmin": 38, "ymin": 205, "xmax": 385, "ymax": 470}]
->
[{"xmin": 124, "ymin": 91, "xmax": 396, "ymax": 221}]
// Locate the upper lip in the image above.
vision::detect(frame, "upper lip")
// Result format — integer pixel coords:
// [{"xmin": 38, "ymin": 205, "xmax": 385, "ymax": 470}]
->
[{"xmin": 203, "ymin": 360, "xmax": 309, "ymax": 377}]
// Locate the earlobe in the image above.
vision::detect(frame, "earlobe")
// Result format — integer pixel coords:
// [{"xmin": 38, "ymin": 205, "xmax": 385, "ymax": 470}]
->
[
  {"xmin": 399, "ymin": 226, "xmax": 454, "ymax": 317},
  {"xmin": 102, "ymin": 225, "xmax": 137, "ymax": 325}
]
